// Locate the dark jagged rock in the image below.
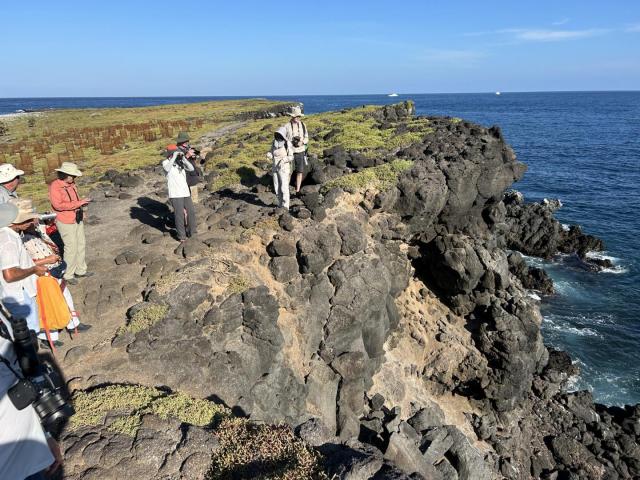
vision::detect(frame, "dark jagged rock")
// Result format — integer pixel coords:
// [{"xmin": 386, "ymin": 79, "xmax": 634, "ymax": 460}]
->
[
  {"xmin": 61, "ymin": 414, "xmax": 218, "ymax": 479},
  {"xmin": 504, "ymin": 193, "xmax": 605, "ymax": 259},
  {"xmin": 79, "ymin": 103, "xmax": 630, "ymax": 480},
  {"xmin": 508, "ymin": 251, "xmax": 554, "ymax": 294}
]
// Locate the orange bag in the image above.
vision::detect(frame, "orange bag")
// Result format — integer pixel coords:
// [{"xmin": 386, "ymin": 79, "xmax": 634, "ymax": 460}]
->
[{"xmin": 37, "ymin": 275, "xmax": 71, "ymax": 331}]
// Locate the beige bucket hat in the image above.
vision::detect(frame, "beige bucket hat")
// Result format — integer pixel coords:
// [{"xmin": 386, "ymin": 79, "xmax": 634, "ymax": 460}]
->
[
  {"xmin": 0, "ymin": 163, "xmax": 25, "ymax": 183},
  {"xmin": 55, "ymin": 162, "xmax": 83, "ymax": 177},
  {"xmin": 287, "ymin": 105, "xmax": 304, "ymax": 117},
  {"xmin": 11, "ymin": 198, "xmax": 39, "ymax": 224},
  {"xmin": 0, "ymin": 202, "xmax": 18, "ymax": 227}
]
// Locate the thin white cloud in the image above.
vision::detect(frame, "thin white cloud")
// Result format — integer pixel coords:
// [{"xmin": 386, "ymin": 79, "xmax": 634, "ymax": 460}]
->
[
  {"xmin": 625, "ymin": 23, "xmax": 640, "ymax": 32},
  {"xmin": 463, "ymin": 26, "xmax": 610, "ymax": 42},
  {"xmin": 504, "ymin": 28, "xmax": 609, "ymax": 42},
  {"xmin": 552, "ymin": 18, "xmax": 570, "ymax": 26}
]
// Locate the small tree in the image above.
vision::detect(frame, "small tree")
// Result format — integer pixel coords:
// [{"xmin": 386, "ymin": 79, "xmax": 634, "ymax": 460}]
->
[
  {"xmin": 0, "ymin": 121, "xmax": 7, "ymax": 136},
  {"xmin": 27, "ymin": 117, "xmax": 36, "ymax": 128}
]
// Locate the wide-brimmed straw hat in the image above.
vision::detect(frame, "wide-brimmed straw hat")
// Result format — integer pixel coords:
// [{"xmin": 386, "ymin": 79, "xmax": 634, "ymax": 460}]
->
[
  {"xmin": 55, "ymin": 162, "xmax": 83, "ymax": 177},
  {"xmin": 287, "ymin": 106, "xmax": 304, "ymax": 117},
  {"xmin": 0, "ymin": 202, "xmax": 18, "ymax": 227},
  {"xmin": 11, "ymin": 198, "xmax": 39, "ymax": 224},
  {"xmin": 0, "ymin": 163, "xmax": 25, "ymax": 183}
]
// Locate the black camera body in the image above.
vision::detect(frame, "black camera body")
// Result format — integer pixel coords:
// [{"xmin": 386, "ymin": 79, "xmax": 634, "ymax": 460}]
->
[
  {"xmin": 0, "ymin": 307, "xmax": 74, "ymax": 434},
  {"xmin": 292, "ymin": 136, "xmax": 302, "ymax": 148}
]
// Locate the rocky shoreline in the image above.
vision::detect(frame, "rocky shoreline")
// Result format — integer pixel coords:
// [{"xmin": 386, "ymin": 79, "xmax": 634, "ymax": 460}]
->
[{"xmin": 53, "ymin": 102, "xmax": 638, "ymax": 479}]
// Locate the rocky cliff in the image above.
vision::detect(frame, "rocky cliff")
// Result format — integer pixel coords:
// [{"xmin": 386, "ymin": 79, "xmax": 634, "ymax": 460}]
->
[{"xmin": 54, "ymin": 102, "xmax": 638, "ymax": 479}]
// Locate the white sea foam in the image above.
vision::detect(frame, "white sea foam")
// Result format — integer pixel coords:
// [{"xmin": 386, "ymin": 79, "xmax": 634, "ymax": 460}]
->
[
  {"xmin": 543, "ymin": 314, "xmax": 603, "ymax": 337},
  {"xmin": 561, "ymin": 223, "xmax": 571, "ymax": 231},
  {"xmin": 585, "ymin": 251, "xmax": 628, "ymax": 274},
  {"xmin": 585, "ymin": 251, "xmax": 621, "ymax": 263},
  {"xmin": 528, "ymin": 292, "xmax": 542, "ymax": 301}
]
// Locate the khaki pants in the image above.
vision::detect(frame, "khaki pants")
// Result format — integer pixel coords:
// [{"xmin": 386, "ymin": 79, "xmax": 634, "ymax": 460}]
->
[
  {"xmin": 56, "ymin": 221, "xmax": 87, "ymax": 280},
  {"xmin": 190, "ymin": 185, "xmax": 199, "ymax": 203}
]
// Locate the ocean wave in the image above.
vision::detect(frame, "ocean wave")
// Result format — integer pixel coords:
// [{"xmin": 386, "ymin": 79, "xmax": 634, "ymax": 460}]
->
[
  {"xmin": 553, "ymin": 280, "xmax": 580, "ymax": 297},
  {"xmin": 543, "ymin": 319, "xmax": 602, "ymax": 338},
  {"xmin": 584, "ymin": 251, "xmax": 629, "ymax": 274},
  {"xmin": 585, "ymin": 251, "xmax": 621, "ymax": 263},
  {"xmin": 542, "ymin": 311, "xmax": 615, "ymax": 337},
  {"xmin": 599, "ymin": 266, "xmax": 629, "ymax": 274}
]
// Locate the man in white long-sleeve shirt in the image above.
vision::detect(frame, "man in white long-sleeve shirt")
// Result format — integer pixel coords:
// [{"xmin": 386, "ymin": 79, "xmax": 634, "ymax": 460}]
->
[{"xmin": 162, "ymin": 146, "xmax": 197, "ymax": 242}]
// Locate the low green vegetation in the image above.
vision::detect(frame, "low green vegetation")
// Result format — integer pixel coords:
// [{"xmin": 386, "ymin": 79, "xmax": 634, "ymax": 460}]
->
[
  {"xmin": 321, "ymin": 159, "xmax": 414, "ymax": 194},
  {"xmin": 208, "ymin": 418, "xmax": 328, "ymax": 480},
  {"xmin": 117, "ymin": 303, "xmax": 168, "ymax": 335},
  {"xmin": 226, "ymin": 275, "xmax": 251, "ymax": 294},
  {"xmin": 205, "ymin": 102, "xmax": 433, "ymax": 192},
  {"xmin": 71, "ymin": 384, "xmax": 328, "ymax": 478},
  {"xmin": 0, "ymin": 99, "xmax": 292, "ymax": 208},
  {"xmin": 70, "ymin": 384, "xmax": 230, "ymax": 436}
]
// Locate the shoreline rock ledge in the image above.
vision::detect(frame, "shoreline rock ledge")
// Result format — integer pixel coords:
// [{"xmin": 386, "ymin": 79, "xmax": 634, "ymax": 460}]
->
[{"xmin": 59, "ymin": 102, "xmax": 638, "ymax": 480}]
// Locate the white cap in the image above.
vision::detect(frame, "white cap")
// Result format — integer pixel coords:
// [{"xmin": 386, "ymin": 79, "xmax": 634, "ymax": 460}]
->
[{"xmin": 0, "ymin": 163, "xmax": 25, "ymax": 183}]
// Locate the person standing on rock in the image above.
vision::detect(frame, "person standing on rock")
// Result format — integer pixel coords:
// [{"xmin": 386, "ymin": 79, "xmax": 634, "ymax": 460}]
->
[
  {"xmin": 48, "ymin": 162, "xmax": 92, "ymax": 286},
  {"xmin": 283, "ymin": 106, "xmax": 309, "ymax": 196},
  {"xmin": 0, "ymin": 163, "xmax": 24, "ymax": 203},
  {"xmin": 267, "ymin": 126, "xmax": 293, "ymax": 210},
  {"xmin": 176, "ymin": 132, "xmax": 203, "ymax": 203},
  {"xmin": 162, "ymin": 145, "xmax": 197, "ymax": 242}
]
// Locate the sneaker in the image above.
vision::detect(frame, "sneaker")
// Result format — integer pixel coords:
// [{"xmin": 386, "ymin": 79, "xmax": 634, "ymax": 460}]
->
[
  {"xmin": 65, "ymin": 277, "xmax": 78, "ymax": 285},
  {"xmin": 73, "ymin": 324, "xmax": 92, "ymax": 333},
  {"xmin": 39, "ymin": 339, "xmax": 64, "ymax": 349},
  {"xmin": 75, "ymin": 272, "xmax": 94, "ymax": 278}
]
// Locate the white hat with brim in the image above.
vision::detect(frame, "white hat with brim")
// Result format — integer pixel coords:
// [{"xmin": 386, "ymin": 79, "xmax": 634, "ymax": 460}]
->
[
  {"xmin": 11, "ymin": 199, "xmax": 39, "ymax": 224},
  {"xmin": 0, "ymin": 202, "xmax": 18, "ymax": 228},
  {"xmin": 55, "ymin": 162, "xmax": 83, "ymax": 177},
  {"xmin": 0, "ymin": 163, "xmax": 25, "ymax": 183},
  {"xmin": 287, "ymin": 106, "xmax": 304, "ymax": 117}
]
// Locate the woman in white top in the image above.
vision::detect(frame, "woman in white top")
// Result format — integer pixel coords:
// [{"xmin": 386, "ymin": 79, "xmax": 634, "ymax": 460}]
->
[{"xmin": 162, "ymin": 147, "xmax": 197, "ymax": 242}]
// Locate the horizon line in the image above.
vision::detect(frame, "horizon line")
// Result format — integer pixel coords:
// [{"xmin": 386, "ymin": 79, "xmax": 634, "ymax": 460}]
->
[{"xmin": 2, "ymin": 89, "xmax": 640, "ymax": 100}]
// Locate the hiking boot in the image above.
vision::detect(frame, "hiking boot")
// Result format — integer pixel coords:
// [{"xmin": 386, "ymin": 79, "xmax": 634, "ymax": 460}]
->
[
  {"xmin": 75, "ymin": 272, "xmax": 94, "ymax": 278},
  {"xmin": 65, "ymin": 277, "xmax": 78, "ymax": 285},
  {"xmin": 74, "ymin": 324, "xmax": 92, "ymax": 332}
]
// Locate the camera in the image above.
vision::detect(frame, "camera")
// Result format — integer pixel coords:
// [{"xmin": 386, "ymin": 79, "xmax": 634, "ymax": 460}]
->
[
  {"xmin": 38, "ymin": 213, "xmax": 57, "ymax": 223},
  {"xmin": 292, "ymin": 136, "xmax": 302, "ymax": 148},
  {"xmin": 0, "ymin": 305, "xmax": 74, "ymax": 434}
]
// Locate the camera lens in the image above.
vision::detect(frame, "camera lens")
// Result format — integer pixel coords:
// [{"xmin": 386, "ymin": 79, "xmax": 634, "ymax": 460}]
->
[{"xmin": 33, "ymin": 390, "xmax": 75, "ymax": 433}]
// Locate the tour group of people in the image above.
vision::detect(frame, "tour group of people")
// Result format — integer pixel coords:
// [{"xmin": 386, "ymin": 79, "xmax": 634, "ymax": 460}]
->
[
  {"xmin": 162, "ymin": 107, "xmax": 309, "ymax": 241},
  {"xmin": 0, "ymin": 106, "xmax": 309, "ymax": 479},
  {"xmin": 0, "ymin": 161, "xmax": 93, "ymax": 479},
  {"xmin": 0, "ymin": 162, "xmax": 92, "ymax": 348}
]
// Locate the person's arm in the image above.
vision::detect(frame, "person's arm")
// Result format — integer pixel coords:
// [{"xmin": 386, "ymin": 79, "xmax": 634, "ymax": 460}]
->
[
  {"xmin": 33, "ymin": 255, "xmax": 60, "ymax": 266},
  {"xmin": 49, "ymin": 184, "xmax": 86, "ymax": 211},
  {"xmin": 3, "ymin": 265, "xmax": 47, "ymax": 282},
  {"xmin": 44, "ymin": 435, "xmax": 63, "ymax": 474}
]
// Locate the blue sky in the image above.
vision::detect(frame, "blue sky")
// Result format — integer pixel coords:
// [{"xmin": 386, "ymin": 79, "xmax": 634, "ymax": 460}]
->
[{"xmin": 2, "ymin": 0, "xmax": 639, "ymax": 96}]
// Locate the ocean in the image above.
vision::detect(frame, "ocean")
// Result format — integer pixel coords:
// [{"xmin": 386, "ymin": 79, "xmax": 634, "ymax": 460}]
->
[{"xmin": 1, "ymin": 92, "xmax": 639, "ymax": 406}]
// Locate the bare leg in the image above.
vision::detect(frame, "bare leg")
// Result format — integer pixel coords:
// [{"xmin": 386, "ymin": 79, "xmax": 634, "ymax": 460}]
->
[{"xmin": 296, "ymin": 172, "xmax": 302, "ymax": 193}]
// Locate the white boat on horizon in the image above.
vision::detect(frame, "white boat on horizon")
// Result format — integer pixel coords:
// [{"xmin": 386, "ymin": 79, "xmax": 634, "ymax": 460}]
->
[
  {"xmin": 495, "ymin": 91, "xmax": 501, "ymax": 96},
  {"xmin": 388, "ymin": 93, "xmax": 399, "ymax": 97}
]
